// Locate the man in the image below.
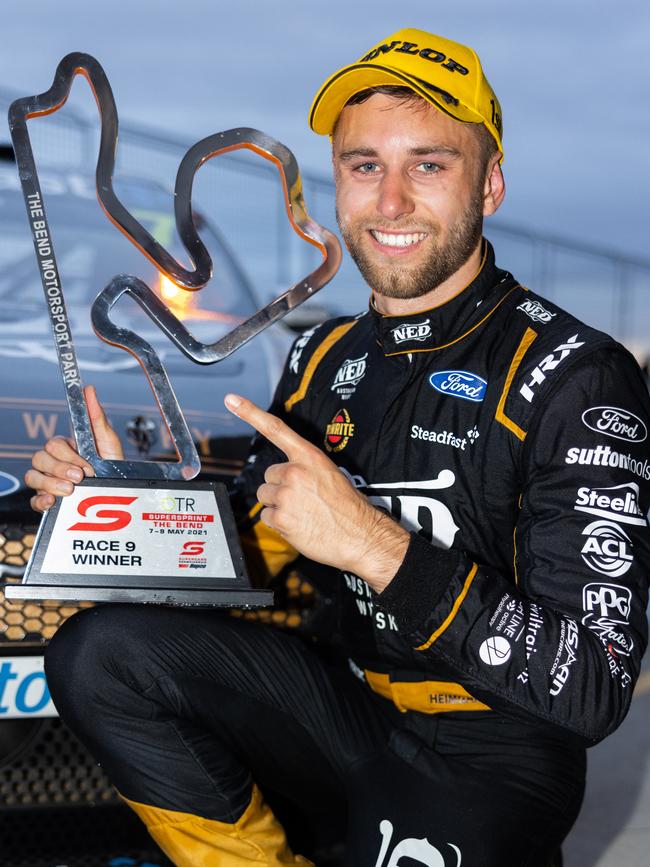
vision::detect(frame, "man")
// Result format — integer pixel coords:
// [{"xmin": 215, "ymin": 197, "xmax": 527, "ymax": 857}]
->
[{"xmin": 26, "ymin": 28, "xmax": 650, "ymax": 867}]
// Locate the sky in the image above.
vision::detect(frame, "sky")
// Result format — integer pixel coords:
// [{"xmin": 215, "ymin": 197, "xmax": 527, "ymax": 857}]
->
[{"xmin": 0, "ymin": 0, "xmax": 648, "ymax": 258}]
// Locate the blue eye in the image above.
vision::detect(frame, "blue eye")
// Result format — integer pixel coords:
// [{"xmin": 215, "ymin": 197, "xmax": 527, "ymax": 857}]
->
[
  {"xmin": 356, "ymin": 163, "xmax": 379, "ymax": 174},
  {"xmin": 417, "ymin": 162, "xmax": 440, "ymax": 173}
]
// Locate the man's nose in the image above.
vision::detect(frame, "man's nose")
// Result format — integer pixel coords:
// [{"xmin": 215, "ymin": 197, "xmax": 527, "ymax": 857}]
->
[{"xmin": 376, "ymin": 171, "xmax": 415, "ymax": 221}]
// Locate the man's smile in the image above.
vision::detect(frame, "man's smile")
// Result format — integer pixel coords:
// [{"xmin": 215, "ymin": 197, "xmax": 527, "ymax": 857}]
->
[{"xmin": 368, "ymin": 229, "xmax": 429, "ymax": 255}]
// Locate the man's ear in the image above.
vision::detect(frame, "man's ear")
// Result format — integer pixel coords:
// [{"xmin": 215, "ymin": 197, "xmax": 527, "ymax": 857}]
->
[{"xmin": 483, "ymin": 155, "xmax": 506, "ymax": 217}]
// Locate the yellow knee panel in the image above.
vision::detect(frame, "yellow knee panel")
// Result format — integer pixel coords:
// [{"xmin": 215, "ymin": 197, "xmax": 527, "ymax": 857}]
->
[{"xmin": 121, "ymin": 783, "xmax": 314, "ymax": 866}]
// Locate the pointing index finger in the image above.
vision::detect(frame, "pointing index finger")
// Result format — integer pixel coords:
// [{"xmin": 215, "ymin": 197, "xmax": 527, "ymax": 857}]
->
[{"xmin": 224, "ymin": 393, "xmax": 313, "ymax": 460}]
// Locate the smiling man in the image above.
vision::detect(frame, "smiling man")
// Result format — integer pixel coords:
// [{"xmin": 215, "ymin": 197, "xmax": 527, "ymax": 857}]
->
[{"xmin": 27, "ymin": 28, "xmax": 650, "ymax": 867}]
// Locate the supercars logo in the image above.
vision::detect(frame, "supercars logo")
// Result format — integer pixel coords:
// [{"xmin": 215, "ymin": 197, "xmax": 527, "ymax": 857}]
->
[
  {"xmin": 68, "ymin": 496, "xmax": 137, "ymax": 532},
  {"xmin": 325, "ymin": 408, "xmax": 355, "ymax": 452}
]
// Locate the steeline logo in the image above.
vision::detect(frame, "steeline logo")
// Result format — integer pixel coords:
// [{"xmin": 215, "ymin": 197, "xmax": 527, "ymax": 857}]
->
[
  {"xmin": 517, "ymin": 299, "xmax": 556, "ymax": 324},
  {"xmin": 331, "ymin": 353, "xmax": 368, "ymax": 399},
  {"xmin": 582, "ymin": 406, "xmax": 647, "ymax": 443},
  {"xmin": 581, "ymin": 521, "xmax": 634, "ymax": 578},
  {"xmin": 429, "ymin": 370, "xmax": 487, "ymax": 402},
  {"xmin": 391, "ymin": 318, "xmax": 431, "ymax": 344},
  {"xmin": 574, "ymin": 482, "xmax": 646, "ymax": 526}
]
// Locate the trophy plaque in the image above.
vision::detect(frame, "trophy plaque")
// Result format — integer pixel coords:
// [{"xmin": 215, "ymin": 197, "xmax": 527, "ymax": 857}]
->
[{"xmin": 5, "ymin": 53, "xmax": 341, "ymax": 607}]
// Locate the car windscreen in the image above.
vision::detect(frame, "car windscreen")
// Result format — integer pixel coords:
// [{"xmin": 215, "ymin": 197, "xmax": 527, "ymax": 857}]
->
[{"xmin": 0, "ymin": 191, "xmax": 257, "ymax": 329}]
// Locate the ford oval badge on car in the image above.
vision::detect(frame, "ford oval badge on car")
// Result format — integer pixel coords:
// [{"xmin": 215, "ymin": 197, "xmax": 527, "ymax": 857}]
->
[
  {"xmin": 429, "ymin": 370, "xmax": 487, "ymax": 402},
  {"xmin": 0, "ymin": 471, "xmax": 20, "ymax": 497}
]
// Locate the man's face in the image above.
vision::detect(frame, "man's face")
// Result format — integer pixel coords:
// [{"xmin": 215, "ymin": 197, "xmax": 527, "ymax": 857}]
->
[{"xmin": 332, "ymin": 93, "xmax": 490, "ymax": 300}]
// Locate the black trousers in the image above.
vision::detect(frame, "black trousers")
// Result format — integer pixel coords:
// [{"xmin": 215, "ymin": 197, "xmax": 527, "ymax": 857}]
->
[{"xmin": 45, "ymin": 605, "xmax": 585, "ymax": 866}]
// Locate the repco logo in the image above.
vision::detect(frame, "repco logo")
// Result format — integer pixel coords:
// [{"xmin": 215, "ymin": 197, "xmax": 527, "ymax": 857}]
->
[{"xmin": 68, "ymin": 496, "xmax": 137, "ymax": 532}]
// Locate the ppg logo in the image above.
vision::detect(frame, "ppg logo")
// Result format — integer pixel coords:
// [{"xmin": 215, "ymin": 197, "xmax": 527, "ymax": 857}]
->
[{"xmin": 582, "ymin": 583, "xmax": 631, "ymax": 625}]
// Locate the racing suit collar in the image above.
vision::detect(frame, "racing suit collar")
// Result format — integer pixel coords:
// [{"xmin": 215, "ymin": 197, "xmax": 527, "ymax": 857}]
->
[{"xmin": 370, "ymin": 240, "xmax": 511, "ymax": 356}]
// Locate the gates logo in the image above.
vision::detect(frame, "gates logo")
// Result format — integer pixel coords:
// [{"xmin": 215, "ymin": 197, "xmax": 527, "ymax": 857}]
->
[
  {"xmin": 581, "ymin": 521, "xmax": 634, "ymax": 578},
  {"xmin": 325, "ymin": 408, "xmax": 355, "ymax": 452},
  {"xmin": 583, "ymin": 582, "xmax": 632, "ymax": 625},
  {"xmin": 68, "ymin": 495, "xmax": 137, "ymax": 532},
  {"xmin": 574, "ymin": 482, "xmax": 646, "ymax": 526},
  {"xmin": 582, "ymin": 406, "xmax": 647, "ymax": 443},
  {"xmin": 429, "ymin": 370, "xmax": 487, "ymax": 402}
]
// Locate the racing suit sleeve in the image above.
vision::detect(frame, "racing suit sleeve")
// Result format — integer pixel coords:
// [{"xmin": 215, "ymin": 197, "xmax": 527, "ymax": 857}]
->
[
  {"xmin": 230, "ymin": 328, "xmax": 319, "ymax": 585},
  {"xmin": 377, "ymin": 348, "xmax": 650, "ymax": 745}
]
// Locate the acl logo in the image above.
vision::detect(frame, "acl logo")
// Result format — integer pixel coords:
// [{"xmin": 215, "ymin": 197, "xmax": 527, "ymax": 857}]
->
[
  {"xmin": 375, "ymin": 819, "xmax": 462, "ymax": 866},
  {"xmin": 583, "ymin": 582, "xmax": 631, "ymax": 624},
  {"xmin": 581, "ymin": 521, "xmax": 634, "ymax": 578},
  {"xmin": 68, "ymin": 496, "xmax": 137, "ymax": 532}
]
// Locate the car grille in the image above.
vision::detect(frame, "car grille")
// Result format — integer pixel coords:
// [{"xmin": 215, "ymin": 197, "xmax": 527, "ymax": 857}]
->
[{"xmin": 1, "ymin": 522, "xmax": 94, "ymax": 646}]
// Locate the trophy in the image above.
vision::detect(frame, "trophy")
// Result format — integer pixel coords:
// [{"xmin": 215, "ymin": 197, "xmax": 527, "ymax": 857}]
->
[{"xmin": 4, "ymin": 53, "xmax": 341, "ymax": 607}]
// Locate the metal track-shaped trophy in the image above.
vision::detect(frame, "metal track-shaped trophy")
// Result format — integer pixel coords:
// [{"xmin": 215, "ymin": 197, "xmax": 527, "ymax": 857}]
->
[{"xmin": 5, "ymin": 53, "xmax": 341, "ymax": 607}]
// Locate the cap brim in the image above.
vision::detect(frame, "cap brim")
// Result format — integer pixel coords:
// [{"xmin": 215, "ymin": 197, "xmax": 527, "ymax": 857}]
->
[{"xmin": 309, "ymin": 63, "xmax": 483, "ymax": 135}]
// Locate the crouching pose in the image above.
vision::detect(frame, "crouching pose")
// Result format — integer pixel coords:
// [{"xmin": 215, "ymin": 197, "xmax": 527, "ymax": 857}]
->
[{"xmin": 27, "ymin": 27, "xmax": 650, "ymax": 866}]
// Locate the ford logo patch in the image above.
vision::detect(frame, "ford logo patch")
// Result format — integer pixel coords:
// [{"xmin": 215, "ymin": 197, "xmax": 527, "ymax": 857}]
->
[
  {"xmin": 429, "ymin": 370, "xmax": 487, "ymax": 402},
  {"xmin": 0, "ymin": 471, "xmax": 20, "ymax": 497}
]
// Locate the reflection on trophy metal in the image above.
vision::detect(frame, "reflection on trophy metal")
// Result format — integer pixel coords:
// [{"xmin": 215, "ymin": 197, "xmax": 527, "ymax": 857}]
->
[{"xmin": 5, "ymin": 52, "xmax": 341, "ymax": 606}]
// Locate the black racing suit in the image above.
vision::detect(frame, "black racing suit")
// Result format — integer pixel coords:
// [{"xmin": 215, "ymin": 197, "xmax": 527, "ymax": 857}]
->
[{"xmin": 46, "ymin": 241, "xmax": 650, "ymax": 866}]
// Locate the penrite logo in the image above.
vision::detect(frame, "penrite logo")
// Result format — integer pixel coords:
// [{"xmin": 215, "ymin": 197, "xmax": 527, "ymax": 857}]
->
[
  {"xmin": 390, "ymin": 318, "xmax": 431, "ymax": 345},
  {"xmin": 574, "ymin": 482, "xmax": 646, "ymax": 526},
  {"xmin": 331, "ymin": 353, "xmax": 368, "ymax": 400},
  {"xmin": 520, "ymin": 333, "xmax": 584, "ymax": 403},
  {"xmin": 582, "ymin": 406, "xmax": 647, "ymax": 443},
  {"xmin": 517, "ymin": 299, "xmax": 556, "ymax": 324},
  {"xmin": 68, "ymin": 496, "xmax": 137, "ymax": 532},
  {"xmin": 581, "ymin": 521, "xmax": 634, "ymax": 578},
  {"xmin": 325, "ymin": 408, "xmax": 355, "ymax": 452},
  {"xmin": 429, "ymin": 370, "xmax": 487, "ymax": 402}
]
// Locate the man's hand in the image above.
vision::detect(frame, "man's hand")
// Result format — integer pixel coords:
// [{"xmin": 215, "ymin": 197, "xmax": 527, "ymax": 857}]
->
[
  {"xmin": 25, "ymin": 385, "xmax": 124, "ymax": 513},
  {"xmin": 225, "ymin": 393, "xmax": 409, "ymax": 592}
]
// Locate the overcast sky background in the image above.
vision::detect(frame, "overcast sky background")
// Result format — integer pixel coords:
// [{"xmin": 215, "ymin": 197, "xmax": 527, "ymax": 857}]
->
[{"xmin": 0, "ymin": 0, "xmax": 648, "ymax": 258}]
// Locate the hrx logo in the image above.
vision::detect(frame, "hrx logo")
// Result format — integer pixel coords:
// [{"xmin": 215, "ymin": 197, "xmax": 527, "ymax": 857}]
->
[{"xmin": 68, "ymin": 496, "xmax": 137, "ymax": 532}]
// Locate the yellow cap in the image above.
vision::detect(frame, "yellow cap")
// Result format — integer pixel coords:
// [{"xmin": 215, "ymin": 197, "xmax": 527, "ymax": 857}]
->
[{"xmin": 309, "ymin": 28, "xmax": 503, "ymax": 155}]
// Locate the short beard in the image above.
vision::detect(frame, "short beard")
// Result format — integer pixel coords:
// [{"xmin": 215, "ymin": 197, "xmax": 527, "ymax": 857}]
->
[{"xmin": 337, "ymin": 190, "xmax": 484, "ymax": 300}]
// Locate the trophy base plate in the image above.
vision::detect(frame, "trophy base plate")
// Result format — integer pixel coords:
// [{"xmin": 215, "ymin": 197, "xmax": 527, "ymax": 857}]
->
[{"xmin": 4, "ymin": 583, "xmax": 273, "ymax": 608}]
